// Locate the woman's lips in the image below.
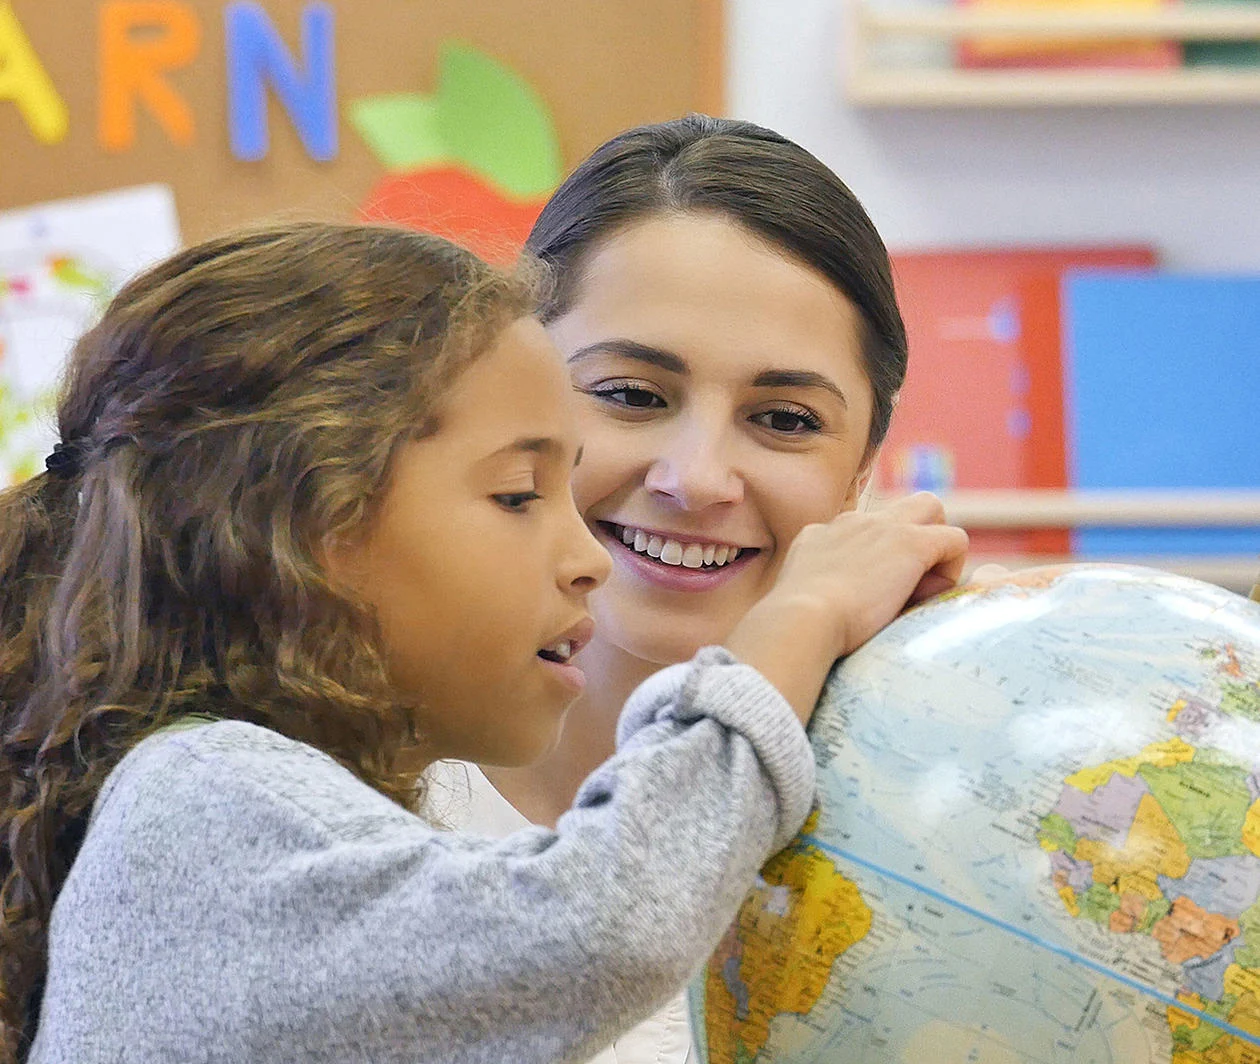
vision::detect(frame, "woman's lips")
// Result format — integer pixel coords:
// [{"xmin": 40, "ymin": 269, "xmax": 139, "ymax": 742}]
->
[{"xmin": 595, "ymin": 522, "xmax": 759, "ymax": 592}]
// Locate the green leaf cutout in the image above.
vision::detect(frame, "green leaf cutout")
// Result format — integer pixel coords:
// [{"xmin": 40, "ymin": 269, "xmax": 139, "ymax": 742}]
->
[
  {"xmin": 348, "ymin": 94, "xmax": 445, "ymax": 173},
  {"xmin": 349, "ymin": 41, "xmax": 561, "ymax": 199}
]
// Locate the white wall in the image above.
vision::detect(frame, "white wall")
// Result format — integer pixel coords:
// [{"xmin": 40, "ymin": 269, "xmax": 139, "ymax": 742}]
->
[{"xmin": 727, "ymin": 0, "xmax": 1260, "ymax": 270}]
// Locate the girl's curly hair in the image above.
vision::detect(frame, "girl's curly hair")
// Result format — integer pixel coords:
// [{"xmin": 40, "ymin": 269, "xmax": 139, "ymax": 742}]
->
[{"xmin": 0, "ymin": 220, "xmax": 537, "ymax": 1059}]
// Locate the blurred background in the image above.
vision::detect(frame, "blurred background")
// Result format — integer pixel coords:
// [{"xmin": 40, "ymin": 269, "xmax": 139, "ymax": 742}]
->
[{"xmin": 2, "ymin": 0, "xmax": 1257, "ymax": 592}]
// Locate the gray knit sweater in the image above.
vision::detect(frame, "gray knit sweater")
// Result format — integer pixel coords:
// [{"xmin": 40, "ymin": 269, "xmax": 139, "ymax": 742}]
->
[{"xmin": 30, "ymin": 647, "xmax": 816, "ymax": 1063}]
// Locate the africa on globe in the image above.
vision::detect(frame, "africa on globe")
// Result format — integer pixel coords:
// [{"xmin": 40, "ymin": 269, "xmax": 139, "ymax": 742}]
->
[{"xmin": 691, "ymin": 564, "xmax": 1260, "ymax": 1064}]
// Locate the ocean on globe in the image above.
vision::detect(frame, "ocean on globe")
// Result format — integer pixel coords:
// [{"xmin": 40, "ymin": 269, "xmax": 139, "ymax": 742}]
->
[{"xmin": 691, "ymin": 563, "xmax": 1260, "ymax": 1064}]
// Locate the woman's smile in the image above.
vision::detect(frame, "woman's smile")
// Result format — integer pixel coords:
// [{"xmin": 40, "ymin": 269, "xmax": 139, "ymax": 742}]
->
[{"xmin": 594, "ymin": 519, "xmax": 763, "ymax": 593}]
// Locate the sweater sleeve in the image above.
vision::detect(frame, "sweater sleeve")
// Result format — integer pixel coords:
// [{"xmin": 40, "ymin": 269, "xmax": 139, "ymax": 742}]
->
[{"xmin": 33, "ymin": 647, "xmax": 815, "ymax": 1064}]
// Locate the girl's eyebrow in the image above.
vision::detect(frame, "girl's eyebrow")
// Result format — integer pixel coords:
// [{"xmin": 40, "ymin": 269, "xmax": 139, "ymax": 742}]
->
[
  {"xmin": 567, "ymin": 340, "xmax": 687, "ymax": 375},
  {"xmin": 496, "ymin": 436, "xmax": 558, "ymax": 455},
  {"xmin": 484, "ymin": 438, "xmax": 584, "ymax": 467}
]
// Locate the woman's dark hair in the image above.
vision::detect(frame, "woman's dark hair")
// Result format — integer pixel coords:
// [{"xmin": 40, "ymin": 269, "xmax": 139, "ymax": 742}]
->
[
  {"xmin": 0, "ymin": 221, "xmax": 535, "ymax": 1060},
  {"xmin": 527, "ymin": 114, "xmax": 906, "ymax": 458}
]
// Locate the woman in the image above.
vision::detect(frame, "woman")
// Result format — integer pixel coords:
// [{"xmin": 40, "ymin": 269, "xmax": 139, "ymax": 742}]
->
[{"xmin": 427, "ymin": 114, "xmax": 941, "ymax": 1063}]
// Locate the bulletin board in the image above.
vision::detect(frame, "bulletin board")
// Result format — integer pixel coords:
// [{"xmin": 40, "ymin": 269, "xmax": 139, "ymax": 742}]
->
[{"xmin": 0, "ymin": 0, "xmax": 725, "ymax": 243}]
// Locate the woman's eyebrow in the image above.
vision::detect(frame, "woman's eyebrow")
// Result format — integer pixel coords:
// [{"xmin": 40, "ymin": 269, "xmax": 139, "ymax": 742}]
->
[
  {"xmin": 567, "ymin": 342, "xmax": 848, "ymax": 409},
  {"xmin": 751, "ymin": 369, "xmax": 849, "ymax": 410},
  {"xmin": 566, "ymin": 339, "xmax": 687, "ymax": 375}
]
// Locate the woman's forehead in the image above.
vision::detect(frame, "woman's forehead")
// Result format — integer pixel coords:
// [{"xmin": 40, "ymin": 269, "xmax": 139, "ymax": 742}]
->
[
  {"xmin": 555, "ymin": 217, "xmax": 867, "ymax": 384},
  {"xmin": 573, "ymin": 214, "xmax": 852, "ymax": 322}
]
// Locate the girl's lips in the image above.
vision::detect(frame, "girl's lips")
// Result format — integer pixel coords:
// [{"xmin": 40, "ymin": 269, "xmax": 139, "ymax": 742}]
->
[
  {"xmin": 538, "ymin": 656, "xmax": 587, "ymax": 695},
  {"xmin": 595, "ymin": 523, "xmax": 760, "ymax": 592}
]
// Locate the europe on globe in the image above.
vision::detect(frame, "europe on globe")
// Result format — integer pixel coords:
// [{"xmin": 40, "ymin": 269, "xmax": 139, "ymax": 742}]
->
[{"xmin": 692, "ymin": 564, "xmax": 1260, "ymax": 1064}]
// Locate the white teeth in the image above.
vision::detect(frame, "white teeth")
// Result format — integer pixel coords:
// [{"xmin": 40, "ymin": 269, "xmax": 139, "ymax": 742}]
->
[
  {"xmin": 542, "ymin": 640, "xmax": 572, "ymax": 662},
  {"xmin": 613, "ymin": 525, "xmax": 744, "ymax": 569}
]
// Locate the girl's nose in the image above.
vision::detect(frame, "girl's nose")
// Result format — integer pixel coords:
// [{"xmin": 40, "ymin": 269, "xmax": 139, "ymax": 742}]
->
[{"xmin": 560, "ymin": 501, "xmax": 612, "ymax": 594}]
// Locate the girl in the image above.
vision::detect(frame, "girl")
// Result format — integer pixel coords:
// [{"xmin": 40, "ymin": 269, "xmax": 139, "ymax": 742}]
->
[
  {"xmin": 0, "ymin": 221, "xmax": 967, "ymax": 1063},
  {"xmin": 441, "ymin": 114, "xmax": 931, "ymax": 1063}
]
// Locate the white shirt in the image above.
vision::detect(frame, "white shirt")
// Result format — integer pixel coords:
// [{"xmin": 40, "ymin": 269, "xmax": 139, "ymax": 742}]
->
[{"xmin": 426, "ymin": 760, "xmax": 696, "ymax": 1064}]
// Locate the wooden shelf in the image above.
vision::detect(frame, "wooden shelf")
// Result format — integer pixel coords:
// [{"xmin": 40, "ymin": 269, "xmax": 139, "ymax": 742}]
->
[
  {"xmin": 846, "ymin": 2, "xmax": 1260, "ymax": 106},
  {"xmin": 849, "ymin": 67, "xmax": 1260, "ymax": 105},
  {"xmin": 863, "ymin": 6, "xmax": 1260, "ymax": 39},
  {"xmin": 885, "ymin": 489, "xmax": 1260, "ymax": 596},
  {"xmin": 936, "ymin": 488, "xmax": 1260, "ymax": 528}
]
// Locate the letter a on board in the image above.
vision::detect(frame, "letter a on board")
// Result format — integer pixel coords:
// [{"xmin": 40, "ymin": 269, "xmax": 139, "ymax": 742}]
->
[
  {"xmin": 226, "ymin": 2, "xmax": 337, "ymax": 162},
  {"xmin": 0, "ymin": 1, "xmax": 69, "ymax": 144},
  {"xmin": 99, "ymin": 1, "xmax": 202, "ymax": 151}
]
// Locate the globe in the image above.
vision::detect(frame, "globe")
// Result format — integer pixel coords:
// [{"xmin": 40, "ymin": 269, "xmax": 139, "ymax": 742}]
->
[{"xmin": 690, "ymin": 563, "xmax": 1260, "ymax": 1064}]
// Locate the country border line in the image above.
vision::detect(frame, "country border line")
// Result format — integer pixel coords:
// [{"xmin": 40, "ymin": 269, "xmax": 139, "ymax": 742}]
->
[{"xmin": 799, "ymin": 833, "xmax": 1260, "ymax": 1049}]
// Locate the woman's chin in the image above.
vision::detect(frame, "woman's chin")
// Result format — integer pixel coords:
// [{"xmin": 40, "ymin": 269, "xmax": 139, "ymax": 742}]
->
[{"xmin": 608, "ymin": 626, "xmax": 719, "ymax": 668}]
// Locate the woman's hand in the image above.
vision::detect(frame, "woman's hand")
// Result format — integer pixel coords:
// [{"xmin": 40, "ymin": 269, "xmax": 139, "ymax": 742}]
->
[{"xmin": 724, "ymin": 492, "xmax": 969, "ymax": 725}]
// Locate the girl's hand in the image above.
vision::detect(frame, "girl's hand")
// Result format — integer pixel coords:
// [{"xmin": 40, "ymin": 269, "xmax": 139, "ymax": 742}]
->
[{"xmin": 725, "ymin": 492, "xmax": 969, "ymax": 725}]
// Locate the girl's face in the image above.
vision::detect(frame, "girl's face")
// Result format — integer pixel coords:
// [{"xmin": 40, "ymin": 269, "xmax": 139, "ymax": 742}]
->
[
  {"xmin": 550, "ymin": 213, "xmax": 875, "ymax": 666},
  {"xmin": 328, "ymin": 318, "xmax": 611, "ymax": 767}
]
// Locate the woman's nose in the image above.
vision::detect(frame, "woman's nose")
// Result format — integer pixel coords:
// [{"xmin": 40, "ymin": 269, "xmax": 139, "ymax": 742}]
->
[{"xmin": 643, "ymin": 428, "xmax": 744, "ymax": 510}]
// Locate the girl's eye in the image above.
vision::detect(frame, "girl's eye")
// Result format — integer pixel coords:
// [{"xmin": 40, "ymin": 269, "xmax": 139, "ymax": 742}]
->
[
  {"xmin": 587, "ymin": 383, "xmax": 666, "ymax": 410},
  {"xmin": 751, "ymin": 406, "xmax": 824, "ymax": 435},
  {"xmin": 494, "ymin": 491, "xmax": 541, "ymax": 512}
]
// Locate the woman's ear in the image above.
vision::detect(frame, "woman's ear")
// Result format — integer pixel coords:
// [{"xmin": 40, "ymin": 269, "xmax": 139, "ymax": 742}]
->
[{"xmin": 843, "ymin": 457, "xmax": 877, "ymax": 511}]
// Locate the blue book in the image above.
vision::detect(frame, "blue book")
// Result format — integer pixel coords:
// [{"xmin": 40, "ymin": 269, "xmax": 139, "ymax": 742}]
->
[{"xmin": 1064, "ymin": 272, "xmax": 1260, "ymax": 555}]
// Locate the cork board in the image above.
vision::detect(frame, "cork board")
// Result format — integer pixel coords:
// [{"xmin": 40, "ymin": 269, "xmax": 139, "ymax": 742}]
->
[{"xmin": 0, "ymin": 0, "xmax": 725, "ymax": 243}]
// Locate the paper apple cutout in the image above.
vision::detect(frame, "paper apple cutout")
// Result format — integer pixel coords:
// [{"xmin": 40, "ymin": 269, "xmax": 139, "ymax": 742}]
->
[
  {"xmin": 357, "ymin": 166, "xmax": 547, "ymax": 266},
  {"xmin": 350, "ymin": 43, "xmax": 561, "ymax": 266}
]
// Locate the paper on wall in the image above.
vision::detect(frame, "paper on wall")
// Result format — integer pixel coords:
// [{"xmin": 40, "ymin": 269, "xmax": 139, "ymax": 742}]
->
[{"xmin": 0, "ymin": 184, "xmax": 181, "ymax": 486}]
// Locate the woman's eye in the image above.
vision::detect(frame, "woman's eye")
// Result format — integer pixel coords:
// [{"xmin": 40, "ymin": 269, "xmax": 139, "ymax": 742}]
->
[
  {"xmin": 752, "ymin": 407, "xmax": 824, "ymax": 434},
  {"xmin": 588, "ymin": 385, "xmax": 665, "ymax": 410},
  {"xmin": 494, "ymin": 491, "xmax": 541, "ymax": 512}
]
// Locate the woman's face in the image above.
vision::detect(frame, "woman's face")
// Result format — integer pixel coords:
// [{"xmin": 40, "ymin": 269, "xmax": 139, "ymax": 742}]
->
[{"xmin": 549, "ymin": 213, "xmax": 876, "ymax": 666}]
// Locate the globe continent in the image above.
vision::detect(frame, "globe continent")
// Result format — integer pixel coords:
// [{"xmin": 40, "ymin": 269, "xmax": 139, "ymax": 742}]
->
[{"xmin": 691, "ymin": 564, "xmax": 1260, "ymax": 1064}]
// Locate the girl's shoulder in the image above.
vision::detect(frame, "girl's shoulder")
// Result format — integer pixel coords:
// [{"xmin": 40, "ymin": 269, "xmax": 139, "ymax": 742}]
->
[
  {"xmin": 97, "ymin": 718, "xmax": 415, "ymax": 845},
  {"xmin": 113, "ymin": 717, "xmax": 342, "ymax": 797}
]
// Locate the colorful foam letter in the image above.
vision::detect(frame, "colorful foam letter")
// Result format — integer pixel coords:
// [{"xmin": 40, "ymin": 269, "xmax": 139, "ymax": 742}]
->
[
  {"xmin": 99, "ymin": 1, "xmax": 202, "ymax": 151},
  {"xmin": 0, "ymin": 2, "xmax": 69, "ymax": 144},
  {"xmin": 225, "ymin": 2, "xmax": 336, "ymax": 162}
]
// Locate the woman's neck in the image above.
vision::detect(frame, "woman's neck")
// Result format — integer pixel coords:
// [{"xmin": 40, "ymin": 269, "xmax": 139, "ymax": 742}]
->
[{"xmin": 482, "ymin": 636, "xmax": 665, "ymax": 828}]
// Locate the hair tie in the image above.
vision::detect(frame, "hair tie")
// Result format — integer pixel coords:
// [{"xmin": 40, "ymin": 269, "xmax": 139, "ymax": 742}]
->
[{"xmin": 44, "ymin": 441, "xmax": 82, "ymax": 479}]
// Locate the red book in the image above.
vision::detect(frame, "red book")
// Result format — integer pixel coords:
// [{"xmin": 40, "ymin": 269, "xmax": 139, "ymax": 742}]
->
[
  {"xmin": 877, "ymin": 245, "xmax": 1158, "ymax": 554},
  {"xmin": 956, "ymin": 0, "xmax": 1181, "ymax": 70}
]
